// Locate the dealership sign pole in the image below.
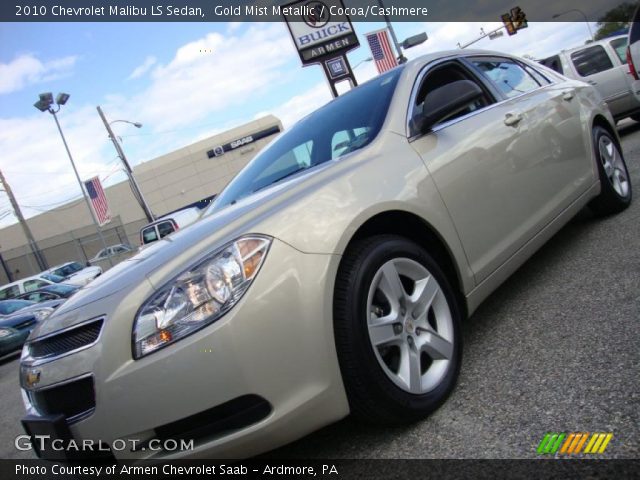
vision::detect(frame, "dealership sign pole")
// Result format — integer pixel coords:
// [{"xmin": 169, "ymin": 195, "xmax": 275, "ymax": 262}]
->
[{"xmin": 283, "ymin": 0, "xmax": 360, "ymax": 97}]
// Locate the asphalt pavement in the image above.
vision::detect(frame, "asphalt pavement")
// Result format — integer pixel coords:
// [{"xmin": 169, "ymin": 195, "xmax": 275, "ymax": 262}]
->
[{"xmin": 0, "ymin": 121, "xmax": 638, "ymax": 460}]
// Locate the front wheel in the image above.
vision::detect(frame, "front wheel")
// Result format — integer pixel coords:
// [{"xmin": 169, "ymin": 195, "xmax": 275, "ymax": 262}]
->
[
  {"xmin": 333, "ymin": 235, "xmax": 462, "ymax": 425},
  {"xmin": 589, "ymin": 126, "xmax": 632, "ymax": 216}
]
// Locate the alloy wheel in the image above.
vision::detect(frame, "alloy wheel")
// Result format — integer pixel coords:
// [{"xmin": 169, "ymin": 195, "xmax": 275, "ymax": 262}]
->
[{"xmin": 366, "ymin": 257, "xmax": 454, "ymax": 394}]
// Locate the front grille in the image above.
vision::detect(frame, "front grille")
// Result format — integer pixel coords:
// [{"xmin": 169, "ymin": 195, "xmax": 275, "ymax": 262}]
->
[
  {"xmin": 14, "ymin": 318, "xmax": 36, "ymax": 331},
  {"xmin": 29, "ymin": 375, "xmax": 95, "ymax": 422},
  {"xmin": 29, "ymin": 319, "xmax": 103, "ymax": 359}
]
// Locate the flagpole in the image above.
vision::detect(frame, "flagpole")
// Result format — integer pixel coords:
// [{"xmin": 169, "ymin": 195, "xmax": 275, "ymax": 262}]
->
[{"xmin": 51, "ymin": 111, "xmax": 113, "ymax": 267}]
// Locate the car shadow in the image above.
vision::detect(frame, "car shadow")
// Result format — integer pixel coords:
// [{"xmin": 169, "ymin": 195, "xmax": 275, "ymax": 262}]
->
[
  {"xmin": 0, "ymin": 351, "xmax": 21, "ymax": 366},
  {"xmin": 617, "ymin": 119, "xmax": 640, "ymax": 138}
]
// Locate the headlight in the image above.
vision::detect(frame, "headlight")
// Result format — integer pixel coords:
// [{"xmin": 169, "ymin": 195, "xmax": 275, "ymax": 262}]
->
[
  {"xmin": 132, "ymin": 235, "xmax": 271, "ymax": 359},
  {"xmin": 33, "ymin": 308, "xmax": 53, "ymax": 321}
]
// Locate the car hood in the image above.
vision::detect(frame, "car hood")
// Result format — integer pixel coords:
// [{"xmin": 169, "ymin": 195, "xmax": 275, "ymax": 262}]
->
[
  {"xmin": 68, "ymin": 266, "xmax": 101, "ymax": 279},
  {"xmin": 29, "ymin": 149, "xmax": 370, "ymax": 337}
]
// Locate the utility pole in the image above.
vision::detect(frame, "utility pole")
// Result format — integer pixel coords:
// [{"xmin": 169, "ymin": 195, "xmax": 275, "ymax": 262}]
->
[
  {"xmin": 97, "ymin": 106, "xmax": 155, "ymax": 223},
  {"xmin": 0, "ymin": 169, "xmax": 48, "ymax": 271}
]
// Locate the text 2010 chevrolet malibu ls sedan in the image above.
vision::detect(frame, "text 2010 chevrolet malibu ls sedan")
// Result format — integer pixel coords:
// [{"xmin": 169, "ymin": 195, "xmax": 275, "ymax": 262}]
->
[{"xmin": 20, "ymin": 50, "xmax": 631, "ymax": 460}]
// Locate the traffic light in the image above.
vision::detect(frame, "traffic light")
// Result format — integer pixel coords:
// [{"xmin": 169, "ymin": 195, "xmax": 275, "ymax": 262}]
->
[
  {"xmin": 502, "ymin": 13, "xmax": 516, "ymax": 36},
  {"xmin": 501, "ymin": 6, "xmax": 527, "ymax": 36},
  {"xmin": 511, "ymin": 6, "xmax": 528, "ymax": 30}
]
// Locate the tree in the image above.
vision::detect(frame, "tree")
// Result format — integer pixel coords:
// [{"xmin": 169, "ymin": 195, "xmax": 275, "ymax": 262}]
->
[{"xmin": 593, "ymin": 2, "xmax": 636, "ymax": 40}]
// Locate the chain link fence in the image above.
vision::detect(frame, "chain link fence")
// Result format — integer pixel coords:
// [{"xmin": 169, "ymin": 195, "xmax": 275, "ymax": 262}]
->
[{"xmin": 0, "ymin": 215, "xmax": 148, "ymax": 284}]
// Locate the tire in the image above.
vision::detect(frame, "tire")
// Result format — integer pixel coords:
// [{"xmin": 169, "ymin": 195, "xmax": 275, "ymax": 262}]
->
[
  {"xmin": 589, "ymin": 126, "xmax": 632, "ymax": 216},
  {"xmin": 333, "ymin": 235, "xmax": 462, "ymax": 425}
]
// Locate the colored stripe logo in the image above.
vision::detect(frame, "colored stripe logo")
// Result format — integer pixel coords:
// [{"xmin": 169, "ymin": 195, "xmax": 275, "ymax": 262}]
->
[{"xmin": 537, "ymin": 433, "xmax": 613, "ymax": 455}]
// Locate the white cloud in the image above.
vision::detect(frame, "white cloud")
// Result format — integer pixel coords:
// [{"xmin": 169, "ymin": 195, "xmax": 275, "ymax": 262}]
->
[
  {"xmin": 0, "ymin": 21, "xmax": 601, "ymax": 228},
  {"xmin": 0, "ymin": 54, "xmax": 78, "ymax": 95},
  {"xmin": 128, "ymin": 55, "xmax": 157, "ymax": 79}
]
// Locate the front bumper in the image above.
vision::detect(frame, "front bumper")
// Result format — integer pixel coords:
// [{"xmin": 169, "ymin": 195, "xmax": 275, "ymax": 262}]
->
[{"xmin": 20, "ymin": 239, "xmax": 349, "ymax": 459}]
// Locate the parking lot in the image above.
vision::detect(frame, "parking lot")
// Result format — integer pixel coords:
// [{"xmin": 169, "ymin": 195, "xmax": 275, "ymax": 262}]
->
[{"xmin": 1, "ymin": 121, "xmax": 638, "ymax": 460}]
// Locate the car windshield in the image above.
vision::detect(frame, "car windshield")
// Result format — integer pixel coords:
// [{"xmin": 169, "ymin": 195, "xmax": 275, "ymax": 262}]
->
[
  {"xmin": 205, "ymin": 68, "xmax": 402, "ymax": 213},
  {"xmin": 41, "ymin": 273, "xmax": 64, "ymax": 283},
  {"xmin": 53, "ymin": 262, "xmax": 83, "ymax": 277},
  {"xmin": 0, "ymin": 299, "xmax": 34, "ymax": 315}
]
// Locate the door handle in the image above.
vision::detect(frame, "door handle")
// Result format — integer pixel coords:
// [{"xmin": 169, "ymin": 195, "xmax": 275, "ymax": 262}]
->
[
  {"xmin": 587, "ymin": 80, "xmax": 598, "ymax": 86},
  {"xmin": 504, "ymin": 112, "xmax": 523, "ymax": 127},
  {"xmin": 562, "ymin": 90, "xmax": 574, "ymax": 101}
]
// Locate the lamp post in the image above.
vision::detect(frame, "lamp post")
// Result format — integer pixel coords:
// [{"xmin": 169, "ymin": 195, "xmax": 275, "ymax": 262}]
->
[
  {"xmin": 97, "ymin": 106, "xmax": 154, "ymax": 223},
  {"xmin": 34, "ymin": 92, "xmax": 113, "ymax": 266},
  {"xmin": 376, "ymin": 0, "xmax": 407, "ymax": 63},
  {"xmin": 552, "ymin": 9, "xmax": 594, "ymax": 41}
]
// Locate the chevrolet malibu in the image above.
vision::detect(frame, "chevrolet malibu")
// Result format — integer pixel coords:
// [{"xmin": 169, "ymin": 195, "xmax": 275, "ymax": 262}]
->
[{"xmin": 20, "ymin": 50, "xmax": 631, "ymax": 460}]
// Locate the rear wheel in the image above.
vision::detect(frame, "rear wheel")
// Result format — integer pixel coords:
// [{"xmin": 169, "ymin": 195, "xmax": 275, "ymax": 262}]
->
[
  {"xmin": 333, "ymin": 235, "xmax": 462, "ymax": 425},
  {"xmin": 589, "ymin": 126, "xmax": 632, "ymax": 215}
]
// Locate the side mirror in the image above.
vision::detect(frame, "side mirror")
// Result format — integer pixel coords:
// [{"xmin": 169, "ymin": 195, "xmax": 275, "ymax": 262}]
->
[{"xmin": 411, "ymin": 80, "xmax": 484, "ymax": 134}]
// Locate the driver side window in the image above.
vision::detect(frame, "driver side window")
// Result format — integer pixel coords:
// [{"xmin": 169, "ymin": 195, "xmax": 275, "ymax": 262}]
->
[{"xmin": 410, "ymin": 62, "xmax": 494, "ymax": 137}]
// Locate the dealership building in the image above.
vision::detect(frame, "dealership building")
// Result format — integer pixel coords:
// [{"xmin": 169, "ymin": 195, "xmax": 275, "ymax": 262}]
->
[{"xmin": 0, "ymin": 115, "xmax": 282, "ymax": 284}]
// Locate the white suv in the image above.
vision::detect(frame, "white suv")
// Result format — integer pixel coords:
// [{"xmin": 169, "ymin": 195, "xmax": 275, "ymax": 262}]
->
[{"xmin": 540, "ymin": 35, "xmax": 640, "ymax": 122}]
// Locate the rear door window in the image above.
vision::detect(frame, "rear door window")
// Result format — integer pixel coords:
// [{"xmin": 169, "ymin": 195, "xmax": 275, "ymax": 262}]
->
[
  {"xmin": 142, "ymin": 226, "xmax": 158, "ymax": 244},
  {"xmin": 609, "ymin": 38, "xmax": 626, "ymax": 64},
  {"xmin": 24, "ymin": 279, "xmax": 47, "ymax": 292},
  {"xmin": 157, "ymin": 221, "xmax": 175, "ymax": 239},
  {"xmin": 539, "ymin": 55, "xmax": 563, "ymax": 74},
  {"xmin": 570, "ymin": 46, "xmax": 614, "ymax": 76},
  {"xmin": 0, "ymin": 285, "xmax": 20, "ymax": 300},
  {"xmin": 470, "ymin": 57, "xmax": 540, "ymax": 99}
]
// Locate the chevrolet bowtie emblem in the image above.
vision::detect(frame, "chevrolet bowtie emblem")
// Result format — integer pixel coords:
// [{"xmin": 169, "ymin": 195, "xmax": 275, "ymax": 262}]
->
[{"xmin": 25, "ymin": 369, "xmax": 41, "ymax": 388}]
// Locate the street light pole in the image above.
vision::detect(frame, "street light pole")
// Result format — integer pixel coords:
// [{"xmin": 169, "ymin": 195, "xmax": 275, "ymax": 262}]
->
[
  {"xmin": 0, "ymin": 169, "xmax": 48, "ymax": 271},
  {"xmin": 96, "ymin": 106, "xmax": 154, "ymax": 223},
  {"xmin": 49, "ymin": 107, "xmax": 113, "ymax": 267},
  {"xmin": 552, "ymin": 9, "xmax": 594, "ymax": 41}
]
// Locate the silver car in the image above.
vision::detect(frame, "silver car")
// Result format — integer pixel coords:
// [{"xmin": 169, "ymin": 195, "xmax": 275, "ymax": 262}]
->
[
  {"xmin": 540, "ymin": 35, "xmax": 640, "ymax": 122},
  {"xmin": 19, "ymin": 50, "xmax": 631, "ymax": 460}
]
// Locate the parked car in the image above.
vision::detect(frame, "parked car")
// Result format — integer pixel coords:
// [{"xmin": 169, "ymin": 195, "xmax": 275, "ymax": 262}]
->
[
  {"xmin": 540, "ymin": 34, "xmax": 640, "ymax": 122},
  {"xmin": 90, "ymin": 244, "xmax": 134, "ymax": 264},
  {"xmin": 20, "ymin": 50, "xmax": 630, "ymax": 460},
  {"xmin": 0, "ymin": 299, "xmax": 63, "ymax": 356},
  {"xmin": 0, "ymin": 327, "xmax": 30, "ymax": 357},
  {"xmin": 0, "ymin": 273, "xmax": 66, "ymax": 300},
  {"xmin": 46, "ymin": 261, "xmax": 102, "ymax": 287},
  {"xmin": 17, "ymin": 284, "xmax": 80, "ymax": 303},
  {"xmin": 139, "ymin": 207, "xmax": 201, "ymax": 247},
  {"xmin": 627, "ymin": 5, "xmax": 640, "ymax": 92}
]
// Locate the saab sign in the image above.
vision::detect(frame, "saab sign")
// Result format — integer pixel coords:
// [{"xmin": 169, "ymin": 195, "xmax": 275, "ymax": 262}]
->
[{"xmin": 284, "ymin": 0, "xmax": 359, "ymax": 65}]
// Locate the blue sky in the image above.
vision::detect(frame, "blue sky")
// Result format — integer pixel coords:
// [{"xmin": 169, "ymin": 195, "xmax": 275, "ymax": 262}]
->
[{"xmin": 0, "ymin": 21, "xmax": 593, "ymax": 227}]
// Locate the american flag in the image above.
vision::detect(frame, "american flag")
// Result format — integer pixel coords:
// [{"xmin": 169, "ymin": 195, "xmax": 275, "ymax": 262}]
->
[
  {"xmin": 84, "ymin": 176, "xmax": 111, "ymax": 226},
  {"xmin": 366, "ymin": 29, "xmax": 398, "ymax": 74}
]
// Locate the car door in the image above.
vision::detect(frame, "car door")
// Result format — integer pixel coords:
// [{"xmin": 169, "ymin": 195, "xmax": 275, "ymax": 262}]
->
[
  {"xmin": 409, "ymin": 57, "xmax": 589, "ymax": 283},
  {"xmin": 568, "ymin": 44, "xmax": 630, "ymax": 117}
]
